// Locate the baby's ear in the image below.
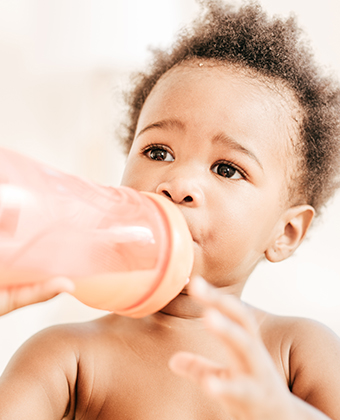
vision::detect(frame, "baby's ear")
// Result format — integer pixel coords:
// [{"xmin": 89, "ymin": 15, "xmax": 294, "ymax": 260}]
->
[{"xmin": 265, "ymin": 205, "xmax": 315, "ymax": 263}]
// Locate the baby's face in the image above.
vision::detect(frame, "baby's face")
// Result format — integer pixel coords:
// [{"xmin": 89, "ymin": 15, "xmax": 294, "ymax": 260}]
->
[{"xmin": 121, "ymin": 63, "xmax": 298, "ymax": 290}]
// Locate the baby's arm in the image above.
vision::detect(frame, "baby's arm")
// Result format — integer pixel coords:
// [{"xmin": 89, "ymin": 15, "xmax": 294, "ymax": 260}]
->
[
  {"xmin": 288, "ymin": 317, "xmax": 340, "ymax": 419},
  {"xmin": 170, "ymin": 277, "xmax": 340, "ymax": 420},
  {"xmin": 0, "ymin": 277, "xmax": 75, "ymax": 315},
  {"xmin": 0, "ymin": 325, "xmax": 78, "ymax": 419}
]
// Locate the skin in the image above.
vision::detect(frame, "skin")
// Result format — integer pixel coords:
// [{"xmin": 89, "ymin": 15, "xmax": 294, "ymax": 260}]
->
[
  {"xmin": 1, "ymin": 62, "xmax": 340, "ymax": 420},
  {"xmin": 0, "ymin": 277, "xmax": 75, "ymax": 316}
]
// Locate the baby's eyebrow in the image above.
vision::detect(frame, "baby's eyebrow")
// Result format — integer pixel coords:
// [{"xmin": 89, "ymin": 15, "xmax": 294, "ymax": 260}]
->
[
  {"xmin": 136, "ymin": 119, "xmax": 185, "ymax": 138},
  {"xmin": 136, "ymin": 119, "xmax": 263, "ymax": 171},
  {"xmin": 212, "ymin": 132, "xmax": 264, "ymax": 171}
]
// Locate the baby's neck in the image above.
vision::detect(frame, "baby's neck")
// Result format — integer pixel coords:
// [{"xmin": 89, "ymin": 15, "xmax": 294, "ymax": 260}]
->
[
  {"xmin": 158, "ymin": 283, "xmax": 243, "ymax": 320},
  {"xmin": 159, "ymin": 291, "xmax": 205, "ymax": 319}
]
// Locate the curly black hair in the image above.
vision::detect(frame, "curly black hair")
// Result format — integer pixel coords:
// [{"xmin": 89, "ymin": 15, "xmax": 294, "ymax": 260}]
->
[{"xmin": 119, "ymin": 0, "xmax": 340, "ymax": 215}]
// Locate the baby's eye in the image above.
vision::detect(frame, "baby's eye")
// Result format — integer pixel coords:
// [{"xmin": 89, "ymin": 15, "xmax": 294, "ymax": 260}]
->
[
  {"xmin": 144, "ymin": 146, "xmax": 174, "ymax": 162},
  {"xmin": 212, "ymin": 162, "xmax": 243, "ymax": 180}
]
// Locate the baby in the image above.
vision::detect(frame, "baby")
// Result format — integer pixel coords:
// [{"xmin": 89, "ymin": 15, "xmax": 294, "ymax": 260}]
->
[{"xmin": 1, "ymin": 2, "xmax": 340, "ymax": 419}]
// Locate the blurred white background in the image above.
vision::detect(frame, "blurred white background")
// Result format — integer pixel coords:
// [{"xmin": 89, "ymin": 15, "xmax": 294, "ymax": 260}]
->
[{"xmin": 0, "ymin": 0, "xmax": 340, "ymax": 374}]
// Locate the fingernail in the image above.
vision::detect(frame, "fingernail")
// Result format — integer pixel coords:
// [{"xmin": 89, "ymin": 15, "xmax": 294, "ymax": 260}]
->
[
  {"xmin": 206, "ymin": 308, "xmax": 227, "ymax": 329},
  {"xmin": 206, "ymin": 376, "xmax": 223, "ymax": 394},
  {"xmin": 191, "ymin": 275, "xmax": 209, "ymax": 296}
]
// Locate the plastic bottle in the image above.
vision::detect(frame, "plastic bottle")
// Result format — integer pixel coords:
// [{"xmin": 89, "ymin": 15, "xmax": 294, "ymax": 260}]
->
[{"xmin": 0, "ymin": 147, "xmax": 194, "ymax": 318}]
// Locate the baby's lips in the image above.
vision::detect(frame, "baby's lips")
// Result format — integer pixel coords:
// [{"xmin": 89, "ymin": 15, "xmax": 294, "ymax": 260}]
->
[{"xmin": 176, "ymin": 211, "xmax": 199, "ymax": 245}]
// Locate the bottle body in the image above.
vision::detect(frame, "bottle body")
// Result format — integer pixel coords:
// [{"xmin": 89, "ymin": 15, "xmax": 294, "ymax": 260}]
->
[{"xmin": 0, "ymin": 148, "xmax": 194, "ymax": 317}]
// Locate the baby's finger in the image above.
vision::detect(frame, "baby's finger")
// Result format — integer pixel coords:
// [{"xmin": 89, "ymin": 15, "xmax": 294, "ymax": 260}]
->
[
  {"xmin": 189, "ymin": 276, "xmax": 258, "ymax": 335},
  {"xmin": 204, "ymin": 307, "xmax": 262, "ymax": 374},
  {"xmin": 205, "ymin": 375, "xmax": 260, "ymax": 412},
  {"xmin": 169, "ymin": 351, "xmax": 226, "ymax": 387},
  {"xmin": 170, "ymin": 351, "xmax": 263, "ymax": 418}
]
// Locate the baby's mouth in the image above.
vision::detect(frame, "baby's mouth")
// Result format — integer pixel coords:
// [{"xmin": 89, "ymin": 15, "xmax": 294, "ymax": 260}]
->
[
  {"xmin": 176, "ymin": 208, "xmax": 200, "ymax": 246},
  {"xmin": 182, "ymin": 220, "xmax": 196, "ymax": 244},
  {"xmin": 190, "ymin": 232, "xmax": 200, "ymax": 246}
]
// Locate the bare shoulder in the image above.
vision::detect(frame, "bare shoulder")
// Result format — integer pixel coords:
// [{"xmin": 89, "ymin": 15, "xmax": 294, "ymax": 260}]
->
[
  {"xmin": 2, "ymin": 321, "xmax": 83, "ymax": 377},
  {"xmin": 8, "ymin": 312, "xmax": 128, "ymax": 368},
  {"xmin": 0, "ymin": 314, "xmax": 121, "ymax": 420},
  {"xmin": 254, "ymin": 307, "xmax": 340, "ymax": 417},
  {"xmin": 6, "ymin": 314, "xmax": 113, "ymax": 359}
]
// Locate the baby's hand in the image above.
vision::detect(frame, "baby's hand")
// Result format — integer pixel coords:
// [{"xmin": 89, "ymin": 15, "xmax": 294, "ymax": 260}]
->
[
  {"xmin": 169, "ymin": 276, "xmax": 295, "ymax": 420},
  {"xmin": 0, "ymin": 277, "xmax": 75, "ymax": 316}
]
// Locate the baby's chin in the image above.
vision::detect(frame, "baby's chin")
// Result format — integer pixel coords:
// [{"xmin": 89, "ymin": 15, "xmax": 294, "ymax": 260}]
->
[{"xmin": 189, "ymin": 260, "xmax": 237, "ymax": 290}]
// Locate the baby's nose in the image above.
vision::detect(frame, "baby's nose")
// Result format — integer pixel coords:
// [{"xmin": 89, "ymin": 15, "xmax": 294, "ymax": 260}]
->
[{"xmin": 155, "ymin": 178, "xmax": 204, "ymax": 207}]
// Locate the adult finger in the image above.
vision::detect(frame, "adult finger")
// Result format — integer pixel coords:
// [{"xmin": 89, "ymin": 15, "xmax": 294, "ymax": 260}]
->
[{"xmin": 0, "ymin": 277, "xmax": 75, "ymax": 315}]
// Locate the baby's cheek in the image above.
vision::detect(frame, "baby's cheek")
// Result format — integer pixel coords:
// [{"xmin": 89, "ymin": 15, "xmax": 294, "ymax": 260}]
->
[{"xmin": 203, "ymin": 230, "xmax": 262, "ymax": 281}]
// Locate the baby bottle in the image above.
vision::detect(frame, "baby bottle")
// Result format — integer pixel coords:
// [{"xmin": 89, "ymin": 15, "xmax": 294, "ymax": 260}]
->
[{"xmin": 0, "ymin": 147, "xmax": 194, "ymax": 317}]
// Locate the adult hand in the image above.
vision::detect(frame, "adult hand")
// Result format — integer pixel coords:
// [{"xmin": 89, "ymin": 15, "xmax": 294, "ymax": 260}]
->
[{"xmin": 0, "ymin": 277, "xmax": 75, "ymax": 316}]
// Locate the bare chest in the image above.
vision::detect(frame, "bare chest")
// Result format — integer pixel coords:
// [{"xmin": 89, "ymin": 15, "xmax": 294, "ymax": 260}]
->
[
  {"xmin": 67, "ymin": 313, "xmax": 290, "ymax": 420},
  {"xmin": 70, "ymin": 338, "xmax": 287, "ymax": 419},
  {"xmin": 73, "ymin": 358, "xmax": 228, "ymax": 420}
]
